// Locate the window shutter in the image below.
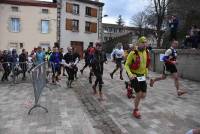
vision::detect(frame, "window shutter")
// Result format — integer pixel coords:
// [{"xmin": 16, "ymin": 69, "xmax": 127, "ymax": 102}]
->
[
  {"xmin": 91, "ymin": 22, "xmax": 97, "ymax": 33},
  {"xmin": 91, "ymin": 8, "xmax": 97, "ymax": 17},
  {"xmin": 66, "ymin": 19, "xmax": 72, "ymax": 30},
  {"xmin": 66, "ymin": 2, "xmax": 72, "ymax": 13}
]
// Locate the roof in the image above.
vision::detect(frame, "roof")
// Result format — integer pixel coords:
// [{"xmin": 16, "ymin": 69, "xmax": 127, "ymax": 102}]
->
[
  {"xmin": 102, "ymin": 23, "xmax": 124, "ymax": 28},
  {"xmin": 74, "ymin": 0, "xmax": 104, "ymax": 7},
  {"xmin": 0, "ymin": 0, "xmax": 57, "ymax": 8},
  {"xmin": 103, "ymin": 23, "xmax": 158, "ymax": 32}
]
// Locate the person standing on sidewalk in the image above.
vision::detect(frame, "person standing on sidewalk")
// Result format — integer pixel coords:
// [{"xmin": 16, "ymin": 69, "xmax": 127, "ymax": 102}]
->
[
  {"xmin": 150, "ymin": 40, "xmax": 187, "ymax": 96},
  {"xmin": 125, "ymin": 36, "xmax": 150, "ymax": 119},
  {"xmin": 19, "ymin": 49, "xmax": 28, "ymax": 80},
  {"xmin": 110, "ymin": 43, "xmax": 124, "ymax": 80},
  {"xmin": 91, "ymin": 43, "xmax": 107, "ymax": 101}
]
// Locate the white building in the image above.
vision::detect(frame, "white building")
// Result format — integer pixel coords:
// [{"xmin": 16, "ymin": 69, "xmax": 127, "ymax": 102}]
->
[
  {"xmin": 60, "ymin": 0, "xmax": 104, "ymax": 58},
  {"xmin": 0, "ymin": 0, "xmax": 57, "ymax": 53}
]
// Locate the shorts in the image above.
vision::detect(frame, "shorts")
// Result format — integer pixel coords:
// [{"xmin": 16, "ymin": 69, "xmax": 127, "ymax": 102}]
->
[
  {"xmin": 115, "ymin": 58, "xmax": 123, "ymax": 68},
  {"xmin": 52, "ymin": 63, "xmax": 61, "ymax": 75},
  {"xmin": 130, "ymin": 75, "xmax": 147, "ymax": 93},
  {"xmin": 163, "ymin": 63, "xmax": 177, "ymax": 75}
]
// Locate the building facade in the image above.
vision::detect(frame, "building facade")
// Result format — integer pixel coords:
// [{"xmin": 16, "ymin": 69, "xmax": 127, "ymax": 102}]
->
[
  {"xmin": 0, "ymin": 0, "xmax": 57, "ymax": 53},
  {"xmin": 60, "ymin": 0, "xmax": 104, "ymax": 57}
]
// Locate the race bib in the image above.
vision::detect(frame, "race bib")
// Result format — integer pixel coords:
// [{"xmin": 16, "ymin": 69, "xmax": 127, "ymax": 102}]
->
[{"xmin": 137, "ymin": 76, "xmax": 146, "ymax": 82}]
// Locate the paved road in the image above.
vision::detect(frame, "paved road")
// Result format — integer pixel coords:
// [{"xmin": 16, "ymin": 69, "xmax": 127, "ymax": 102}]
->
[{"xmin": 0, "ymin": 61, "xmax": 199, "ymax": 134}]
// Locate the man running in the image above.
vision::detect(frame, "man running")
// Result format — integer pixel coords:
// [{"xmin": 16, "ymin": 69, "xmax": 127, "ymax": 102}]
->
[
  {"xmin": 80, "ymin": 44, "xmax": 91, "ymax": 74},
  {"xmin": 150, "ymin": 40, "xmax": 187, "ymax": 96},
  {"xmin": 125, "ymin": 36, "xmax": 150, "ymax": 119},
  {"xmin": 49, "ymin": 47, "xmax": 61, "ymax": 84},
  {"xmin": 80, "ymin": 43, "xmax": 95, "ymax": 83},
  {"xmin": 124, "ymin": 44, "xmax": 136, "ymax": 99},
  {"xmin": 110, "ymin": 43, "xmax": 124, "ymax": 80},
  {"xmin": 91, "ymin": 43, "xmax": 107, "ymax": 100},
  {"xmin": 63, "ymin": 47, "xmax": 79, "ymax": 88}
]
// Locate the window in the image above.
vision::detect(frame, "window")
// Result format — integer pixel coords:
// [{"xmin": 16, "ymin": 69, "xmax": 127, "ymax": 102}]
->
[
  {"xmin": 114, "ymin": 28, "xmax": 117, "ymax": 33},
  {"xmin": 10, "ymin": 18, "xmax": 20, "ymax": 32},
  {"xmin": 72, "ymin": 4, "xmax": 79, "ymax": 14},
  {"xmin": 11, "ymin": 6, "xmax": 19, "ymax": 12},
  {"xmin": 85, "ymin": 21, "xmax": 91, "ymax": 32},
  {"xmin": 41, "ymin": 20, "xmax": 49, "ymax": 33},
  {"xmin": 40, "ymin": 43, "xmax": 50, "ymax": 50},
  {"xmin": 42, "ymin": 9, "xmax": 49, "ymax": 14},
  {"xmin": 108, "ymin": 27, "xmax": 112, "ymax": 33},
  {"xmin": 20, "ymin": 43, "xmax": 23, "ymax": 49},
  {"xmin": 86, "ymin": 7, "xmax": 97, "ymax": 17},
  {"xmin": 86, "ymin": 7, "xmax": 91, "ymax": 16},
  {"xmin": 85, "ymin": 21, "xmax": 97, "ymax": 33},
  {"xmin": 66, "ymin": 3, "xmax": 79, "ymax": 15},
  {"xmin": 72, "ymin": 19, "xmax": 79, "ymax": 31}
]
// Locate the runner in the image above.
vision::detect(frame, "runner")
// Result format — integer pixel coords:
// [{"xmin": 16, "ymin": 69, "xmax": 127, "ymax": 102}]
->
[
  {"xmin": 80, "ymin": 43, "xmax": 95, "ymax": 83},
  {"xmin": 124, "ymin": 43, "xmax": 136, "ymax": 99},
  {"xmin": 125, "ymin": 36, "xmax": 150, "ymax": 119},
  {"xmin": 110, "ymin": 43, "xmax": 124, "ymax": 80},
  {"xmin": 63, "ymin": 47, "xmax": 79, "ymax": 88},
  {"xmin": 73, "ymin": 48, "xmax": 80, "ymax": 79},
  {"xmin": 80, "ymin": 44, "xmax": 91, "ymax": 74},
  {"xmin": 91, "ymin": 42, "xmax": 107, "ymax": 101},
  {"xmin": 150, "ymin": 40, "xmax": 187, "ymax": 96},
  {"xmin": 49, "ymin": 47, "xmax": 61, "ymax": 84}
]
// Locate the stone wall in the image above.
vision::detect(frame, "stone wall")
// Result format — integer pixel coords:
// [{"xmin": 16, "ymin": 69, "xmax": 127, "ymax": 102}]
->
[{"xmin": 150, "ymin": 49, "xmax": 200, "ymax": 81}]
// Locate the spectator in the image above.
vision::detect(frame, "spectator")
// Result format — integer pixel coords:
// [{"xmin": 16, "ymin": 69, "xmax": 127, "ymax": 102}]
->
[
  {"xmin": 169, "ymin": 15, "xmax": 179, "ymax": 41},
  {"xmin": 1, "ymin": 50, "xmax": 12, "ymax": 81},
  {"xmin": 19, "ymin": 49, "xmax": 28, "ymax": 80}
]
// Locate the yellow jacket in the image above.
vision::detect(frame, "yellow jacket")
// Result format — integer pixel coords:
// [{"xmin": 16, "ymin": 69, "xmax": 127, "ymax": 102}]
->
[{"xmin": 125, "ymin": 50, "xmax": 148, "ymax": 78}]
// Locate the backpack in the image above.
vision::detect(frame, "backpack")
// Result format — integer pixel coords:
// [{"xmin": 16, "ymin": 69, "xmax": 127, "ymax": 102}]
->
[
  {"xmin": 131, "ymin": 49, "xmax": 151, "ymax": 70},
  {"xmin": 162, "ymin": 48, "xmax": 177, "ymax": 62}
]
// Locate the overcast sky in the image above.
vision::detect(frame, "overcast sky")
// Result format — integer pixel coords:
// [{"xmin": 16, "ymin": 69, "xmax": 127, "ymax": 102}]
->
[{"xmin": 38, "ymin": 0, "xmax": 150, "ymax": 26}]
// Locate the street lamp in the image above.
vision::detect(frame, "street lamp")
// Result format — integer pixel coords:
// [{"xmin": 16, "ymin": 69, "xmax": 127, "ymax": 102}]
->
[{"xmin": 98, "ymin": 14, "xmax": 108, "ymax": 41}]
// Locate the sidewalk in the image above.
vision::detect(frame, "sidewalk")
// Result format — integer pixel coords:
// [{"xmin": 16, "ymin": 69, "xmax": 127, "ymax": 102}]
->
[
  {"xmin": 0, "ymin": 79, "xmax": 98, "ymax": 134},
  {"xmin": 0, "ymin": 61, "xmax": 200, "ymax": 134}
]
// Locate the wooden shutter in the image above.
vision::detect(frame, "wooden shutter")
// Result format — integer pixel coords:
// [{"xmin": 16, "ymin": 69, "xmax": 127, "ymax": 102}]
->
[
  {"xmin": 66, "ymin": 19, "xmax": 72, "ymax": 30},
  {"xmin": 66, "ymin": 2, "xmax": 72, "ymax": 13},
  {"xmin": 91, "ymin": 8, "xmax": 97, "ymax": 17},
  {"xmin": 90, "ymin": 22, "xmax": 97, "ymax": 33}
]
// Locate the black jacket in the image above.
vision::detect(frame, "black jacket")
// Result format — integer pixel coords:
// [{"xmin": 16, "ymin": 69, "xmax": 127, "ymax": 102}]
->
[
  {"xmin": 92, "ymin": 50, "xmax": 107, "ymax": 74},
  {"xmin": 19, "ymin": 53, "xmax": 27, "ymax": 62}
]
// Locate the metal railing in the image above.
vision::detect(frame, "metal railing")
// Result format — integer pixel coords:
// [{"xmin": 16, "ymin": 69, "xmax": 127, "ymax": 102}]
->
[{"xmin": 28, "ymin": 62, "xmax": 48, "ymax": 115}]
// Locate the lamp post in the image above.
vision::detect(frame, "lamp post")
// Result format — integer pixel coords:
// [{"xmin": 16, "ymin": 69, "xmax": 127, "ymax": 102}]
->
[{"xmin": 98, "ymin": 14, "xmax": 108, "ymax": 42}]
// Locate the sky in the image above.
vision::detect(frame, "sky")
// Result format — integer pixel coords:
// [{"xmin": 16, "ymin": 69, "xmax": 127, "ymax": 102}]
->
[{"xmin": 38, "ymin": 0, "xmax": 150, "ymax": 26}]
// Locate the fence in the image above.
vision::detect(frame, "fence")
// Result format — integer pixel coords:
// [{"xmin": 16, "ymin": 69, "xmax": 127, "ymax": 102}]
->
[{"xmin": 28, "ymin": 62, "xmax": 48, "ymax": 115}]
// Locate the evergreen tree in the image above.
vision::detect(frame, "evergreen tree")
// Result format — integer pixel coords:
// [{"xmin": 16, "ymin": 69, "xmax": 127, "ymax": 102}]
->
[{"xmin": 116, "ymin": 15, "xmax": 125, "ymax": 26}]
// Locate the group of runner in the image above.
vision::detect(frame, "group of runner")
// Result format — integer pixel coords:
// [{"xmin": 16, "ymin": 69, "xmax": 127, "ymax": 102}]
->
[
  {"xmin": 79, "ymin": 36, "xmax": 187, "ymax": 119},
  {"xmin": 44, "ymin": 36, "xmax": 187, "ymax": 120}
]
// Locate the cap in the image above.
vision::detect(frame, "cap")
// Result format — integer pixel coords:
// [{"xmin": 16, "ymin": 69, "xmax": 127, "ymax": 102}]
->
[{"xmin": 138, "ymin": 36, "xmax": 147, "ymax": 44}]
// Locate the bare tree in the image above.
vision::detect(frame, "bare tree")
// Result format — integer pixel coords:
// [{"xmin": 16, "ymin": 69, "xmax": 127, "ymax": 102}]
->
[
  {"xmin": 151, "ymin": 0, "xmax": 170, "ymax": 48},
  {"xmin": 130, "ymin": 11, "xmax": 147, "ymax": 37}
]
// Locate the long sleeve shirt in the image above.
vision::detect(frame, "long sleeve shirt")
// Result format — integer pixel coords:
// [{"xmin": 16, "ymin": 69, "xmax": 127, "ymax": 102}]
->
[{"xmin": 125, "ymin": 50, "xmax": 148, "ymax": 78}]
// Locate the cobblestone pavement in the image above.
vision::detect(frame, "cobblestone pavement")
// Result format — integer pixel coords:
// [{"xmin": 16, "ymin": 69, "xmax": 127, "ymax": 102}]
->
[{"xmin": 0, "ymin": 61, "xmax": 200, "ymax": 134}]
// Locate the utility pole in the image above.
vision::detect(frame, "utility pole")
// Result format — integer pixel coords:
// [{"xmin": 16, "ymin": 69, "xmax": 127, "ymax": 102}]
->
[{"xmin": 53, "ymin": 0, "xmax": 61, "ymax": 48}]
